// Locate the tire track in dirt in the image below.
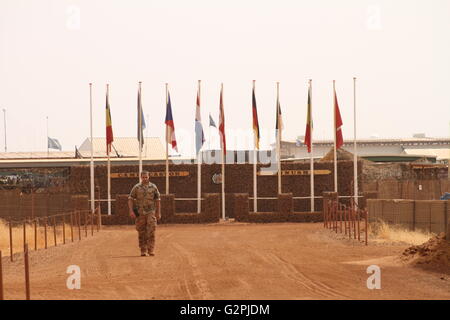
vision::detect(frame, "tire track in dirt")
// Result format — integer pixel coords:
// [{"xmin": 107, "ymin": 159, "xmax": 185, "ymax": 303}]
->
[
  {"xmin": 251, "ymin": 250, "xmax": 350, "ymax": 299},
  {"xmin": 171, "ymin": 242, "xmax": 213, "ymax": 299}
]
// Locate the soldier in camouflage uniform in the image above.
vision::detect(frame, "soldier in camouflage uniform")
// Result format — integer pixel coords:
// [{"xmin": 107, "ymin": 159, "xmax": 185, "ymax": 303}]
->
[{"xmin": 128, "ymin": 171, "xmax": 161, "ymax": 256}]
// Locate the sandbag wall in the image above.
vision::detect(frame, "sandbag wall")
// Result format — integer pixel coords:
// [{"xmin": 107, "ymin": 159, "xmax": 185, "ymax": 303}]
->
[{"xmin": 367, "ymin": 199, "xmax": 449, "ymax": 234}]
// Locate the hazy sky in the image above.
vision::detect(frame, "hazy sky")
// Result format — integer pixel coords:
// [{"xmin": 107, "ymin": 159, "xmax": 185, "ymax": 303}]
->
[{"xmin": 1, "ymin": 0, "xmax": 449, "ymax": 156}]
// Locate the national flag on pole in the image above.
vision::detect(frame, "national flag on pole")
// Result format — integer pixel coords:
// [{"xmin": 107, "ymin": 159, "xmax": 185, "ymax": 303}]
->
[
  {"xmin": 304, "ymin": 83, "xmax": 313, "ymax": 153},
  {"xmin": 209, "ymin": 114, "xmax": 217, "ymax": 128},
  {"xmin": 105, "ymin": 88, "xmax": 114, "ymax": 155},
  {"xmin": 275, "ymin": 98, "xmax": 283, "ymax": 141},
  {"xmin": 219, "ymin": 85, "xmax": 226, "ymax": 154},
  {"xmin": 137, "ymin": 85, "xmax": 146, "ymax": 151},
  {"xmin": 165, "ymin": 91, "xmax": 178, "ymax": 152},
  {"xmin": 48, "ymin": 137, "xmax": 62, "ymax": 150},
  {"xmin": 334, "ymin": 87, "xmax": 344, "ymax": 149},
  {"xmin": 195, "ymin": 86, "xmax": 205, "ymax": 155},
  {"xmin": 252, "ymin": 85, "xmax": 260, "ymax": 149}
]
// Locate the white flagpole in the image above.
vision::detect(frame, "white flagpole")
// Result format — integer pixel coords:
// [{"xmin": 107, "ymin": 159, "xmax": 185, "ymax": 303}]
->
[
  {"xmin": 89, "ymin": 83, "xmax": 95, "ymax": 214},
  {"xmin": 333, "ymin": 80, "xmax": 338, "ymax": 193},
  {"xmin": 165, "ymin": 83, "xmax": 169, "ymax": 195},
  {"xmin": 309, "ymin": 80, "xmax": 315, "ymax": 212},
  {"xmin": 107, "ymin": 84, "xmax": 111, "ymax": 216},
  {"xmin": 253, "ymin": 80, "xmax": 258, "ymax": 212},
  {"xmin": 353, "ymin": 77, "xmax": 358, "ymax": 206},
  {"xmin": 221, "ymin": 83, "xmax": 226, "ymax": 220},
  {"xmin": 197, "ymin": 80, "xmax": 202, "ymax": 214},
  {"xmin": 138, "ymin": 82, "xmax": 143, "ymax": 182},
  {"xmin": 277, "ymin": 82, "xmax": 282, "ymax": 195}
]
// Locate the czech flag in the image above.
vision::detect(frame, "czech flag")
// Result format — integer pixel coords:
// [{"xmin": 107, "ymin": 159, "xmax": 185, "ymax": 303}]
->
[{"xmin": 165, "ymin": 91, "xmax": 178, "ymax": 152}]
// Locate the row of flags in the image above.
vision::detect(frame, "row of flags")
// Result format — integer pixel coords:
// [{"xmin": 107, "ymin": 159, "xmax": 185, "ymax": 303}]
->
[{"xmin": 103, "ymin": 82, "xmax": 345, "ymax": 157}]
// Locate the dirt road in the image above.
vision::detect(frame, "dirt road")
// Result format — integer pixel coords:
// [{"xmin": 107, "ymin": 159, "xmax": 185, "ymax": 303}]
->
[{"xmin": 1, "ymin": 222, "xmax": 449, "ymax": 299}]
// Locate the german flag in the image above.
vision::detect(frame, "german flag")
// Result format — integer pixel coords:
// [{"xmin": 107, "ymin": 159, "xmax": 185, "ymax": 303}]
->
[
  {"xmin": 106, "ymin": 85, "xmax": 114, "ymax": 154},
  {"xmin": 252, "ymin": 82, "xmax": 260, "ymax": 150}
]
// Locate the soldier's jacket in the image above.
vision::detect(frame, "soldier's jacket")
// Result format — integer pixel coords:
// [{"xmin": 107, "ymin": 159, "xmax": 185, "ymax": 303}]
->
[{"xmin": 128, "ymin": 182, "xmax": 161, "ymax": 215}]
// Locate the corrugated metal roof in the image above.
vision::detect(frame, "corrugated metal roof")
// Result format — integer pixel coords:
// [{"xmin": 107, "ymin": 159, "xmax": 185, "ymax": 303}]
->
[
  {"xmin": 403, "ymin": 148, "xmax": 450, "ymax": 160},
  {"xmin": 283, "ymin": 138, "xmax": 450, "ymax": 146},
  {"xmin": 78, "ymin": 137, "xmax": 165, "ymax": 159},
  {"xmin": 0, "ymin": 152, "xmax": 76, "ymax": 159}
]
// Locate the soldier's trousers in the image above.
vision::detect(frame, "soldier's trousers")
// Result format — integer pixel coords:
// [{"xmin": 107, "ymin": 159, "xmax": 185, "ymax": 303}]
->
[{"xmin": 135, "ymin": 213, "xmax": 156, "ymax": 252}]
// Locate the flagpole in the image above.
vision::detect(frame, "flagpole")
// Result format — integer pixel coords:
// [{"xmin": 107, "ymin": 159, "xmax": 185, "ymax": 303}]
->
[
  {"xmin": 165, "ymin": 83, "xmax": 169, "ymax": 195},
  {"xmin": 277, "ymin": 82, "xmax": 281, "ymax": 195},
  {"xmin": 309, "ymin": 79, "xmax": 315, "ymax": 212},
  {"xmin": 107, "ymin": 84, "xmax": 111, "ymax": 216},
  {"xmin": 253, "ymin": 80, "xmax": 258, "ymax": 212},
  {"xmin": 333, "ymin": 80, "xmax": 338, "ymax": 193},
  {"xmin": 138, "ymin": 81, "xmax": 143, "ymax": 182},
  {"xmin": 197, "ymin": 80, "xmax": 202, "ymax": 214},
  {"xmin": 221, "ymin": 83, "xmax": 225, "ymax": 220},
  {"xmin": 353, "ymin": 77, "xmax": 358, "ymax": 206},
  {"xmin": 89, "ymin": 83, "xmax": 95, "ymax": 214}
]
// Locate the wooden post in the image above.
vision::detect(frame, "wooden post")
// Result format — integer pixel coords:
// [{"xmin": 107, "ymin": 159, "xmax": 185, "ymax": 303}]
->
[
  {"xmin": 91, "ymin": 213, "xmax": 94, "ymax": 236},
  {"xmin": 339, "ymin": 204, "xmax": 343, "ymax": 233},
  {"xmin": 44, "ymin": 217, "xmax": 48, "ymax": 249},
  {"xmin": 0, "ymin": 250, "xmax": 3, "ymax": 300},
  {"xmin": 24, "ymin": 244, "xmax": 30, "ymax": 300},
  {"xmin": 353, "ymin": 206, "xmax": 357, "ymax": 240},
  {"xmin": 344, "ymin": 205, "xmax": 348, "ymax": 235},
  {"xmin": 357, "ymin": 208, "xmax": 361, "ymax": 242},
  {"xmin": 77, "ymin": 211, "xmax": 81, "ymax": 241},
  {"xmin": 23, "ymin": 220, "xmax": 27, "ymax": 253},
  {"xmin": 31, "ymin": 190, "xmax": 35, "ymax": 219},
  {"xmin": 62, "ymin": 214, "xmax": 66, "ymax": 245},
  {"xmin": 84, "ymin": 211, "xmax": 88, "ymax": 237},
  {"xmin": 53, "ymin": 216, "xmax": 57, "ymax": 247},
  {"xmin": 70, "ymin": 213, "xmax": 74, "ymax": 243},
  {"xmin": 9, "ymin": 220, "xmax": 13, "ymax": 262},
  {"xmin": 365, "ymin": 209, "xmax": 368, "ymax": 246},
  {"xmin": 34, "ymin": 219, "xmax": 37, "ymax": 251}
]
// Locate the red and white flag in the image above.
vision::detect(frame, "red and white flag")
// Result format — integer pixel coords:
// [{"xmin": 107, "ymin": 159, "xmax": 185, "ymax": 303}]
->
[{"xmin": 334, "ymin": 88, "xmax": 344, "ymax": 149}]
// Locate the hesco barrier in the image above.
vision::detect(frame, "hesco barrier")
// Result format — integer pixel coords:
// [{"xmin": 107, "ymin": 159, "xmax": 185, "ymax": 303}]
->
[
  {"xmin": 0, "ymin": 193, "xmax": 89, "ymax": 219},
  {"xmin": 69, "ymin": 161, "xmax": 362, "ymax": 216},
  {"xmin": 101, "ymin": 193, "xmax": 221, "ymax": 225},
  {"xmin": 367, "ymin": 199, "xmax": 449, "ymax": 234},
  {"xmin": 363, "ymin": 179, "xmax": 448, "ymax": 200}
]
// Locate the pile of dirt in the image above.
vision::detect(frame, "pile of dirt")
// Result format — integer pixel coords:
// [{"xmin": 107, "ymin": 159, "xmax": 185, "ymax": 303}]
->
[{"xmin": 401, "ymin": 233, "xmax": 450, "ymax": 274}]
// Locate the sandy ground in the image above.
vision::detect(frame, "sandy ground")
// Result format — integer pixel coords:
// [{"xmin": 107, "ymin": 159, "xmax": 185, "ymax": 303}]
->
[{"xmin": 1, "ymin": 222, "xmax": 449, "ymax": 300}]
